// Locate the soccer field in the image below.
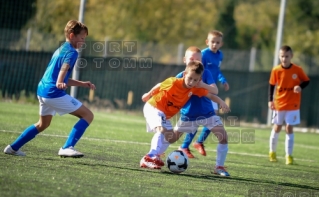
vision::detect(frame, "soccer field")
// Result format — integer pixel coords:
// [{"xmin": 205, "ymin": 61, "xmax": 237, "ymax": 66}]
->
[{"xmin": 0, "ymin": 102, "xmax": 318, "ymax": 197}]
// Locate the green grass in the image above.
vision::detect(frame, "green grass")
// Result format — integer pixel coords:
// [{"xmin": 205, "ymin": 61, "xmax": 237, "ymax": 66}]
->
[{"xmin": 0, "ymin": 102, "xmax": 318, "ymax": 197}]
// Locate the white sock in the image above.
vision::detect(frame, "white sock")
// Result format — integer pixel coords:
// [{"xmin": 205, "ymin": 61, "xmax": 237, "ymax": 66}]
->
[
  {"xmin": 269, "ymin": 129, "xmax": 279, "ymax": 152},
  {"xmin": 159, "ymin": 142, "xmax": 170, "ymax": 155},
  {"xmin": 148, "ymin": 132, "xmax": 164, "ymax": 156},
  {"xmin": 285, "ymin": 133, "xmax": 294, "ymax": 156},
  {"xmin": 216, "ymin": 143, "xmax": 228, "ymax": 167}
]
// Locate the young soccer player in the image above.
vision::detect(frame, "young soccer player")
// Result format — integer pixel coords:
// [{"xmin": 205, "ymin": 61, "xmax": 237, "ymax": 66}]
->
[
  {"xmin": 175, "ymin": 46, "xmax": 231, "ymax": 176},
  {"xmin": 3, "ymin": 20, "xmax": 95, "ymax": 158},
  {"xmin": 140, "ymin": 60, "xmax": 229, "ymax": 170},
  {"xmin": 268, "ymin": 45, "xmax": 310, "ymax": 165},
  {"xmin": 180, "ymin": 30, "xmax": 229, "ymax": 157}
]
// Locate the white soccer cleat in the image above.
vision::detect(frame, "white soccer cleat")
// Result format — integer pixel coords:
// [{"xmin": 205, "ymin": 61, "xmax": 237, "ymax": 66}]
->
[
  {"xmin": 213, "ymin": 166, "xmax": 230, "ymax": 177},
  {"xmin": 58, "ymin": 146, "xmax": 84, "ymax": 158},
  {"xmin": 4, "ymin": 145, "xmax": 26, "ymax": 156}
]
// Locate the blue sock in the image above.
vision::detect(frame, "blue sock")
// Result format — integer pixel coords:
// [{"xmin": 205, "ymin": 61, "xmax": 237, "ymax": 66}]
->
[
  {"xmin": 62, "ymin": 119, "xmax": 89, "ymax": 149},
  {"xmin": 197, "ymin": 127, "xmax": 211, "ymax": 144},
  {"xmin": 180, "ymin": 130, "xmax": 197, "ymax": 148},
  {"xmin": 11, "ymin": 125, "xmax": 39, "ymax": 151}
]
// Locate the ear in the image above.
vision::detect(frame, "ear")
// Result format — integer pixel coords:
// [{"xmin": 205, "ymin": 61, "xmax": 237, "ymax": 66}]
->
[
  {"xmin": 205, "ymin": 39, "xmax": 209, "ymax": 45},
  {"xmin": 183, "ymin": 57, "xmax": 186, "ymax": 63},
  {"xmin": 69, "ymin": 33, "xmax": 75, "ymax": 39}
]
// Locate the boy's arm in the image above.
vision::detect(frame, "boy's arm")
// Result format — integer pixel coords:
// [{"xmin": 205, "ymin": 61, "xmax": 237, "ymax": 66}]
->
[
  {"xmin": 56, "ymin": 63, "xmax": 70, "ymax": 90},
  {"xmin": 196, "ymin": 81, "xmax": 218, "ymax": 95},
  {"xmin": 67, "ymin": 78, "xmax": 96, "ymax": 90},
  {"xmin": 268, "ymin": 84, "xmax": 275, "ymax": 109},
  {"xmin": 205, "ymin": 93, "xmax": 230, "ymax": 113},
  {"xmin": 142, "ymin": 83, "xmax": 161, "ymax": 102},
  {"xmin": 56, "ymin": 63, "xmax": 95, "ymax": 90}
]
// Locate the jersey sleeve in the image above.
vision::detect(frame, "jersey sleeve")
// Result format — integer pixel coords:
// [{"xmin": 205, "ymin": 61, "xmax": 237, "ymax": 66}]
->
[
  {"xmin": 175, "ymin": 71, "xmax": 184, "ymax": 79},
  {"xmin": 64, "ymin": 51, "xmax": 78, "ymax": 69},
  {"xmin": 269, "ymin": 68, "xmax": 277, "ymax": 85},
  {"xmin": 160, "ymin": 77, "xmax": 176, "ymax": 91},
  {"xmin": 192, "ymin": 88, "xmax": 209, "ymax": 97},
  {"xmin": 298, "ymin": 67, "xmax": 310, "ymax": 81}
]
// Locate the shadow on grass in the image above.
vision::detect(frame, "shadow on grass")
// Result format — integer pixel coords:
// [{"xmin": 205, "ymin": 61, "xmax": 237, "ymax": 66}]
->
[{"xmin": 73, "ymin": 160, "xmax": 319, "ymax": 191}]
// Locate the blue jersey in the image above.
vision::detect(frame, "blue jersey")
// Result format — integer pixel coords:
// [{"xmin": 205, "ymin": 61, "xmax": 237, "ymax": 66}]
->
[
  {"xmin": 201, "ymin": 47, "xmax": 227, "ymax": 84},
  {"xmin": 176, "ymin": 69, "xmax": 216, "ymax": 121},
  {"xmin": 37, "ymin": 42, "xmax": 78, "ymax": 98}
]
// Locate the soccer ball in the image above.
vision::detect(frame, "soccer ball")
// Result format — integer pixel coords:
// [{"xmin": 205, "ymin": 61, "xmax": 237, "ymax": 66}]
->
[{"xmin": 166, "ymin": 150, "xmax": 189, "ymax": 173}]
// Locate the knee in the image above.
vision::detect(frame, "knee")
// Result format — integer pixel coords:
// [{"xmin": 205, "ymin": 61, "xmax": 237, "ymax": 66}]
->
[
  {"xmin": 35, "ymin": 122, "xmax": 50, "ymax": 132},
  {"xmin": 84, "ymin": 110, "xmax": 94, "ymax": 124}
]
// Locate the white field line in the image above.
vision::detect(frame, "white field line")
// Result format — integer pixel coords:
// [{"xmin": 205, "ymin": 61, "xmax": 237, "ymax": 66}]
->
[{"xmin": 0, "ymin": 130, "xmax": 315, "ymax": 162}]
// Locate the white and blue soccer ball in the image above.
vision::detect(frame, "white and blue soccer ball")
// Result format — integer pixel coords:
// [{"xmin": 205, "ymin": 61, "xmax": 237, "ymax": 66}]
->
[{"xmin": 166, "ymin": 150, "xmax": 189, "ymax": 173}]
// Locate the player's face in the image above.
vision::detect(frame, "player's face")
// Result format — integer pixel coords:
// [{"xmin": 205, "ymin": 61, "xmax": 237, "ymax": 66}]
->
[
  {"xmin": 183, "ymin": 71, "xmax": 201, "ymax": 88},
  {"xmin": 71, "ymin": 30, "xmax": 87, "ymax": 49},
  {"xmin": 279, "ymin": 50, "xmax": 293, "ymax": 67},
  {"xmin": 206, "ymin": 35, "xmax": 223, "ymax": 53},
  {"xmin": 184, "ymin": 52, "xmax": 202, "ymax": 65}
]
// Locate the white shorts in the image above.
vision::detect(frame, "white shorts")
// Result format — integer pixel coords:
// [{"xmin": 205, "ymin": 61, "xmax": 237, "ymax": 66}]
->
[
  {"xmin": 272, "ymin": 110, "xmax": 300, "ymax": 125},
  {"xmin": 212, "ymin": 101, "xmax": 218, "ymax": 111},
  {"xmin": 38, "ymin": 94, "xmax": 82, "ymax": 116},
  {"xmin": 143, "ymin": 102, "xmax": 173, "ymax": 132},
  {"xmin": 174, "ymin": 115, "xmax": 223, "ymax": 133}
]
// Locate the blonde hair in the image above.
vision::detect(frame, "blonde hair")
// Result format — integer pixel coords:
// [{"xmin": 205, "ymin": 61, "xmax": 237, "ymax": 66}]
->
[
  {"xmin": 64, "ymin": 20, "xmax": 88, "ymax": 38},
  {"xmin": 185, "ymin": 60, "xmax": 204, "ymax": 75},
  {"xmin": 185, "ymin": 46, "xmax": 201, "ymax": 57},
  {"xmin": 207, "ymin": 30, "xmax": 223, "ymax": 39}
]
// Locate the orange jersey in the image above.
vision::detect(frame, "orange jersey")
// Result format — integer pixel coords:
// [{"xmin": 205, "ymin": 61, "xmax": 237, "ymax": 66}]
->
[
  {"xmin": 148, "ymin": 77, "xmax": 209, "ymax": 119},
  {"xmin": 269, "ymin": 64, "xmax": 309, "ymax": 110}
]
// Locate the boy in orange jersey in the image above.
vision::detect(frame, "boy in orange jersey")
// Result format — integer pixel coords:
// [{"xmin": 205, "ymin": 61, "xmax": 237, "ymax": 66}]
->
[
  {"xmin": 268, "ymin": 45, "xmax": 310, "ymax": 165},
  {"xmin": 139, "ymin": 60, "xmax": 230, "ymax": 169}
]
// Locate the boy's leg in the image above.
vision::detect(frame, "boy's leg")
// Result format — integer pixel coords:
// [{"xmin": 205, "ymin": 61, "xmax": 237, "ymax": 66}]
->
[
  {"xmin": 180, "ymin": 131, "xmax": 197, "ymax": 149},
  {"xmin": 210, "ymin": 125, "xmax": 230, "ymax": 177},
  {"xmin": 174, "ymin": 119, "xmax": 198, "ymax": 158},
  {"xmin": 141, "ymin": 103, "xmax": 172, "ymax": 169},
  {"xmin": 269, "ymin": 110, "xmax": 284, "ymax": 162},
  {"xmin": 4, "ymin": 115, "xmax": 52, "ymax": 156},
  {"xmin": 141, "ymin": 127, "xmax": 172, "ymax": 169},
  {"xmin": 284, "ymin": 110, "xmax": 299, "ymax": 165},
  {"xmin": 193, "ymin": 127, "xmax": 210, "ymax": 156},
  {"xmin": 178, "ymin": 131, "xmax": 196, "ymax": 158},
  {"xmin": 58, "ymin": 105, "xmax": 93, "ymax": 158}
]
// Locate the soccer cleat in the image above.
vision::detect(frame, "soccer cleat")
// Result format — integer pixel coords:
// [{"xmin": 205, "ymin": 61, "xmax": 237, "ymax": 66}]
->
[
  {"xmin": 269, "ymin": 152, "xmax": 277, "ymax": 162},
  {"xmin": 4, "ymin": 145, "xmax": 26, "ymax": 156},
  {"xmin": 213, "ymin": 166, "xmax": 230, "ymax": 177},
  {"xmin": 178, "ymin": 147, "xmax": 195, "ymax": 158},
  {"xmin": 193, "ymin": 142, "xmax": 207, "ymax": 156},
  {"xmin": 140, "ymin": 155, "xmax": 162, "ymax": 169},
  {"xmin": 58, "ymin": 146, "xmax": 84, "ymax": 158},
  {"xmin": 286, "ymin": 155, "xmax": 293, "ymax": 165}
]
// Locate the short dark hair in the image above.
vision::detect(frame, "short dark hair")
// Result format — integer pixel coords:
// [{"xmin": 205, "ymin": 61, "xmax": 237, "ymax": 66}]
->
[
  {"xmin": 185, "ymin": 60, "xmax": 204, "ymax": 75},
  {"xmin": 280, "ymin": 45, "xmax": 293, "ymax": 53},
  {"xmin": 64, "ymin": 20, "xmax": 88, "ymax": 38}
]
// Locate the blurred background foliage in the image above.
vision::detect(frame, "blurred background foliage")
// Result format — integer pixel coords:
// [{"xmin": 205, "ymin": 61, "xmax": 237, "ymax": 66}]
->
[{"xmin": 1, "ymin": 0, "xmax": 318, "ymax": 67}]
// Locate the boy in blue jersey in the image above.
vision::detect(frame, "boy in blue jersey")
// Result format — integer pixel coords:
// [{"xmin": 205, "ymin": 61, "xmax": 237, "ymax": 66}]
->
[
  {"xmin": 3, "ymin": 20, "xmax": 95, "ymax": 158},
  {"xmin": 175, "ymin": 46, "xmax": 230, "ymax": 176},
  {"xmin": 180, "ymin": 30, "xmax": 230, "ymax": 157}
]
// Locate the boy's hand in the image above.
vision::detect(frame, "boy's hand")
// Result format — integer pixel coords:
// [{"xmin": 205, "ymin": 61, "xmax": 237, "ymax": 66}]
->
[
  {"xmin": 56, "ymin": 82, "xmax": 67, "ymax": 90},
  {"xmin": 268, "ymin": 101, "xmax": 275, "ymax": 110},
  {"xmin": 293, "ymin": 86, "xmax": 301, "ymax": 93},
  {"xmin": 218, "ymin": 100, "xmax": 230, "ymax": 113},
  {"xmin": 83, "ymin": 81, "xmax": 96, "ymax": 90},
  {"xmin": 142, "ymin": 93, "xmax": 151, "ymax": 102},
  {"xmin": 223, "ymin": 82, "xmax": 229, "ymax": 91}
]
